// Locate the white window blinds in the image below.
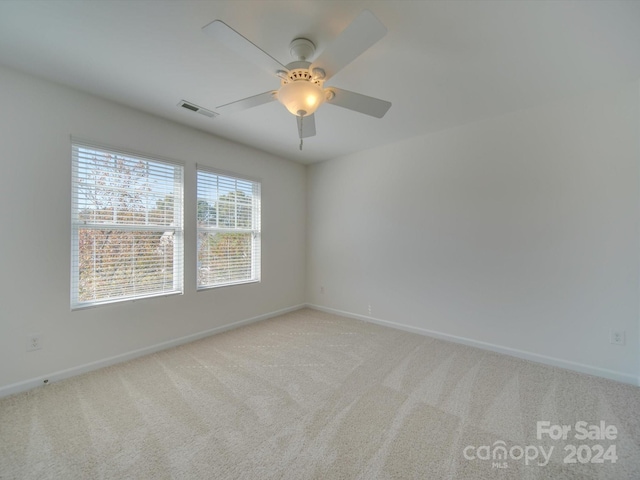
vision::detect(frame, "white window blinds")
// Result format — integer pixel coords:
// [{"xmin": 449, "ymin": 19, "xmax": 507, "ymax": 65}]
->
[
  {"xmin": 196, "ymin": 167, "xmax": 261, "ymax": 289},
  {"xmin": 71, "ymin": 140, "xmax": 184, "ymax": 309}
]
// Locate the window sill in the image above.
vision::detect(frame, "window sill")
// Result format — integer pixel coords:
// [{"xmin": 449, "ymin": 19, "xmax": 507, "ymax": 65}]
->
[{"xmin": 197, "ymin": 279, "xmax": 260, "ymax": 292}]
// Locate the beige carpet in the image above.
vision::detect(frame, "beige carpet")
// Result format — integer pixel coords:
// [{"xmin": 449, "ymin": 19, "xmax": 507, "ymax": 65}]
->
[{"xmin": 1, "ymin": 308, "xmax": 639, "ymax": 479}]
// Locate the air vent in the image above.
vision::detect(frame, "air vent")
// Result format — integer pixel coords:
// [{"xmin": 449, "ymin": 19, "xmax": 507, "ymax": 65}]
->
[
  {"xmin": 177, "ymin": 100, "xmax": 218, "ymax": 118},
  {"xmin": 181, "ymin": 102, "xmax": 198, "ymax": 112}
]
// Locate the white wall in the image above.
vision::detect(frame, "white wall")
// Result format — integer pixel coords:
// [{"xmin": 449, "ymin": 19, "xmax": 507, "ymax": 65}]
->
[
  {"xmin": 307, "ymin": 81, "xmax": 640, "ymax": 384},
  {"xmin": 0, "ymin": 65, "xmax": 307, "ymax": 392}
]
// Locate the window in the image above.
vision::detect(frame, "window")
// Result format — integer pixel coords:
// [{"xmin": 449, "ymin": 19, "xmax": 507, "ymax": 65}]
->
[
  {"xmin": 197, "ymin": 167, "xmax": 261, "ymax": 289},
  {"xmin": 71, "ymin": 140, "xmax": 183, "ymax": 309}
]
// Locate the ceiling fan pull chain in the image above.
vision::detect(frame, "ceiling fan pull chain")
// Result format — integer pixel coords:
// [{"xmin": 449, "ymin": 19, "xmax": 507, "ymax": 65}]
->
[{"xmin": 298, "ymin": 113, "xmax": 304, "ymax": 150}]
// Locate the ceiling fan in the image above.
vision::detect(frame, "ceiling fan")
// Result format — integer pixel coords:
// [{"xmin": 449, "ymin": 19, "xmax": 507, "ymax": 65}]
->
[{"xmin": 202, "ymin": 10, "xmax": 392, "ymax": 150}]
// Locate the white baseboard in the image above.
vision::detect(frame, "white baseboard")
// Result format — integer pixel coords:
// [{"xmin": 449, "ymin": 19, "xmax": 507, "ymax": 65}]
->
[
  {"xmin": 0, "ymin": 304, "xmax": 306, "ymax": 398},
  {"xmin": 306, "ymin": 304, "xmax": 639, "ymax": 387}
]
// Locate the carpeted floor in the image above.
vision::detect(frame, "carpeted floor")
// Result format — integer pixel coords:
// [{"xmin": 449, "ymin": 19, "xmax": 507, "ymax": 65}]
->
[{"xmin": 1, "ymin": 308, "xmax": 639, "ymax": 479}]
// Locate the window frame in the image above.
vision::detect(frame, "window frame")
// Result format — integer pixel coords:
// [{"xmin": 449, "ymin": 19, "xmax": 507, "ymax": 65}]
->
[
  {"xmin": 70, "ymin": 138, "xmax": 184, "ymax": 310},
  {"xmin": 196, "ymin": 165, "xmax": 261, "ymax": 291}
]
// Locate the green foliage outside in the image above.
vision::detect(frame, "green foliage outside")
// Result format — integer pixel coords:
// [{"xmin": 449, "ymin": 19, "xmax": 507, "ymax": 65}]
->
[
  {"xmin": 75, "ymin": 153, "xmax": 257, "ymax": 302},
  {"xmin": 197, "ymin": 190, "xmax": 255, "ymax": 286},
  {"xmin": 76, "ymin": 154, "xmax": 179, "ymax": 302}
]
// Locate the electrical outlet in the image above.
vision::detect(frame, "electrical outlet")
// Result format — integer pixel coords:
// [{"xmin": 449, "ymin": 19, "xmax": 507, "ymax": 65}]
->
[
  {"xmin": 610, "ymin": 330, "xmax": 625, "ymax": 346},
  {"xmin": 27, "ymin": 333, "xmax": 42, "ymax": 351},
  {"xmin": 368, "ymin": 304, "xmax": 372, "ymax": 316}
]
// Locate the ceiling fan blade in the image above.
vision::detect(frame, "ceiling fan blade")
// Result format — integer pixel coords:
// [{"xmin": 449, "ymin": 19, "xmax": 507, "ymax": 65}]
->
[
  {"xmin": 311, "ymin": 10, "xmax": 387, "ymax": 81},
  {"xmin": 297, "ymin": 114, "xmax": 316, "ymax": 138},
  {"xmin": 216, "ymin": 91, "xmax": 277, "ymax": 115},
  {"xmin": 202, "ymin": 20, "xmax": 287, "ymax": 75},
  {"xmin": 326, "ymin": 88, "xmax": 391, "ymax": 118}
]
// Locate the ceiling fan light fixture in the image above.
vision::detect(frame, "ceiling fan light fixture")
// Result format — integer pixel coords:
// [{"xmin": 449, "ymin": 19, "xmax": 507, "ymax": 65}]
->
[{"xmin": 277, "ymin": 79, "xmax": 325, "ymax": 116}]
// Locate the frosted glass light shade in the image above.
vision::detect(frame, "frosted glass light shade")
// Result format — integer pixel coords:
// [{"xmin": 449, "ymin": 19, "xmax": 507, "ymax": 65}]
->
[{"xmin": 277, "ymin": 80, "xmax": 325, "ymax": 116}]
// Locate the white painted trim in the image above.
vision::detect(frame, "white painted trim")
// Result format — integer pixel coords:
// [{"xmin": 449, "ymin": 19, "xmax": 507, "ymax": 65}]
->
[
  {"xmin": 307, "ymin": 304, "xmax": 640, "ymax": 387},
  {"xmin": 0, "ymin": 304, "xmax": 306, "ymax": 398}
]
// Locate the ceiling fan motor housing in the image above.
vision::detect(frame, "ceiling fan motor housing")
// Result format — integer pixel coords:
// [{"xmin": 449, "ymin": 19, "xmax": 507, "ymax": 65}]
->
[{"xmin": 281, "ymin": 64, "xmax": 323, "ymax": 87}]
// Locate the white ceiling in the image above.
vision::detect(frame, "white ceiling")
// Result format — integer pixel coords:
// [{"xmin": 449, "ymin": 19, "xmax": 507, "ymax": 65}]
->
[{"xmin": 0, "ymin": 0, "xmax": 639, "ymax": 164}]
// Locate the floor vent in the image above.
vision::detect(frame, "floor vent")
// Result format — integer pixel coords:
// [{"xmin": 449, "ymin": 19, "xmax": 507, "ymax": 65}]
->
[{"xmin": 177, "ymin": 100, "xmax": 218, "ymax": 118}]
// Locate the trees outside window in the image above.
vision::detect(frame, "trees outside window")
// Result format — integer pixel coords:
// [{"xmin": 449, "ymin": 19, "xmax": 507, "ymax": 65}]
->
[
  {"xmin": 71, "ymin": 141, "xmax": 183, "ymax": 308},
  {"xmin": 196, "ymin": 168, "xmax": 261, "ymax": 289}
]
